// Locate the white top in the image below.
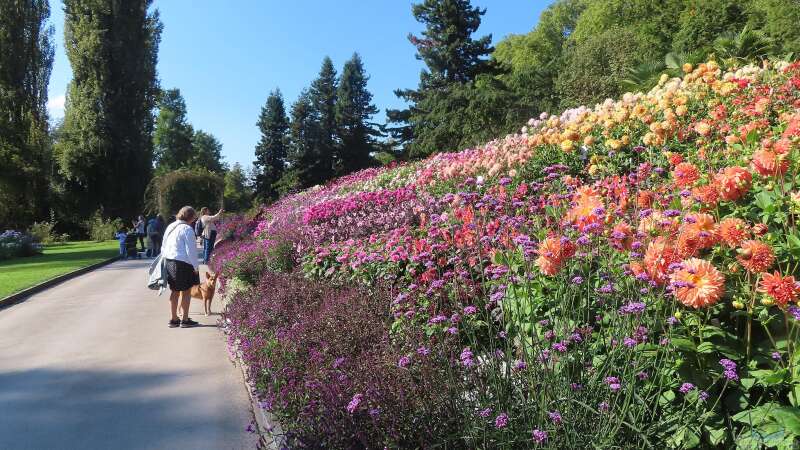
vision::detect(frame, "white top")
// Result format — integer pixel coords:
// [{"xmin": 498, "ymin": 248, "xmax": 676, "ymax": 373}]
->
[
  {"xmin": 200, "ymin": 213, "xmax": 221, "ymax": 239},
  {"xmin": 161, "ymin": 221, "xmax": 199, "ymax": 270}
]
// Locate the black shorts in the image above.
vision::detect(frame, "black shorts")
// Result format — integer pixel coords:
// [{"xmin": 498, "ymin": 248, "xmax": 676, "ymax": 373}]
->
[{"xmin": 165, "ymin": 259, "xmax": 199, "ymax": 292}]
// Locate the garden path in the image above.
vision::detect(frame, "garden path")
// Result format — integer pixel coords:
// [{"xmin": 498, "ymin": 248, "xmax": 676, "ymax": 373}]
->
[{"xmin": 0, "ymin": 257, "xmax": 257, "ymax": 450}]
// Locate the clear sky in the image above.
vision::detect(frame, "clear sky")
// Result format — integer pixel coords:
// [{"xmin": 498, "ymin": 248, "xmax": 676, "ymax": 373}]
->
[{"xmin": 46, "ymin": 1, "xmax": 552, "ymax": 168}]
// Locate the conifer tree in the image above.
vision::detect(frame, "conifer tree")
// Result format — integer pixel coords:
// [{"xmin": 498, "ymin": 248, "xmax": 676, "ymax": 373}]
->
[
  {"xmin": 388, "ymin": 0, "xmax": 496, "ymax": 158},
  {"xmin": 55, "ymin": 0, "xmax": 161, "ymax": 220},
  {"xmin": 0, "ymin": 0, "xmax": 54, "ymax": 228},
  {"xmin": 306, "ymin": 57, "xmax": 338, "ymax": 185},
  {"xmin": 285, "ymin": 90, "xmax": 316, "ymax": 190},
  {"xmin": 335, "ymin": 53, "xmax": 379, "ymax": 175},
  {"xmin": 253, "ymin": 89, "xmax": 289, "ymax": 201},
  {"xmin": 190, "ymin": 129, "xmax": 225, "ymax": 174},
  {"xmin": 153, "ymin": 88, "xmax": 194, "ymax": 173}
]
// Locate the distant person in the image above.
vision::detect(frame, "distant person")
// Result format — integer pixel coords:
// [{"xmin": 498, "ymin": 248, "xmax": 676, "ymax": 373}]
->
[
  {"xmin": 162, "ymin": 206, "xmax": 200, "ymax": 328},
  {"xmin": 198, "ymin": 206, "xmax": 224, "ymax": 264},
  {"xmin": 114, "ymin": 227, "xmax": 129, "ymax": 260},
  {"xmin": 148, "ymin": 214, "xmax": 165, "ymax": 257},
  {"xmin": 132, "ymin": 215, "xmax": 146, "ymax": 252}
]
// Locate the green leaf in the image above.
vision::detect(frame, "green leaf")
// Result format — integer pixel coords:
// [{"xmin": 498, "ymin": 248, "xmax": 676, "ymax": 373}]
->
[
  {"xmin": 671, "ymin": 338, "xmax": 697, "ymax": 352},
  {"xmin": 705, "ymin": 426, "xmax": 727, "ymax": 446},
  {"xmin": 770, "ymin": 407, "xmax": 800, "ymax": 435},
  {"xmin": 733, "ymin": 406, "xmax": 773, "ymax": 426},
  {"xmin": 659, "ymin": 390, "xmax": 676, "ymax": 406},
  {"xmin": 696, "ymin": 342, "xmax": 715, "ymax": 354},
  {"xmin": 749, "ymin": 368, "xmax": 789, "ymax": 386}
]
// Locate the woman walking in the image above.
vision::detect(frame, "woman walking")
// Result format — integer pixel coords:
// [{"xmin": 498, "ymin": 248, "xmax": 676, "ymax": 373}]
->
[
  {"xmin": 132, "ymin": 215, "xmax": 146, "ymax": 253},
  {"xmin": 198, "ymin": 206, "xmax": 224, "ymax": 264},
  {"xmin": 162, "ymin": 206, "xmax": 200, "ymax": 328}
]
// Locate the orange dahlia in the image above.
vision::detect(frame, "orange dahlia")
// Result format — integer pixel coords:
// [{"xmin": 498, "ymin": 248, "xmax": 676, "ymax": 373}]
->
[
  {"xmin": 715, "ymin": 166, "xmax": 752, "ymax": 202},
  {"xmin": 737, "ymin": 240, "xmax": 775, "ymax": 273},
  {"xmin": 673, "ymin": 162, "xmax": 701, "ymax": 188},
  {"xmin": 567, "ymin": 186, "xmax": 604, "ymax": 231},
  {"xmin": 718, "ymin": 218, "xmax": 750, "ymax": 248},
  {"xmin": 692, "ymin": 184, "xmax": 720, "ymax": 207},
  {"xmin": 644, "ymin": 237, "xmax": 680, "ymax": 285},
  {"xmin": 683, "ymin": 213, "xmax": 718, "ymax": 249},
  {"xmin": 535, "ymin": 236, "xmax": 575, "ymax": 276},
  {"xmin": 676, "ymin": 229, "xmax": 702, "ymax": 258},
  {"xmin": 670, "ymin": 258, "xmax": 725, "ymax": 308},
  {"xmin": 751, "ymin": 148, "xmax": 789, "ymax": 177},
  {"xmin": 610, "ymin": 221, "xmax": 633, "ymax": 251},
  {"xmin": 758, "ymin": 272, "xmax": 800, "ymax": 307}
]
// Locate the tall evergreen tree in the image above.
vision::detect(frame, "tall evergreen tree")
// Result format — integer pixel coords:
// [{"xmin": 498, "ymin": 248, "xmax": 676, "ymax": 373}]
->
[
  {"xmin": 55, "ymin": 0, "xmax": 161, "ymax": 220},
  {"xmin": 0, "ymin": 0, "xmax": 54, "ymax": 228},
  {"xmin": 306, "ymin": 57, "xmax": 338, "ymax": 185},
  {"xmin": 335, "ymin": 53, "xmax": 379, "ymax": 175},
  {"xmin": 388, "ymin": 0, "xmax": 496, "ymax": 158},
  {"xmin": 253, "ymin": 89, "xmax": 289, "ymax": 202},
  {"xmin": 223, "ymin": 162, "xmax": 252, "ymax": 212},
  {"xmin": 190, "ymin": 129, "xmax": 225, "ymax": 173},
  {"xmin": 153, "ymin": 88, "xmax": 194, "ymax": 173},
  {"xmin": 284, "ymin": 90, "xmax": 315, "ymax": 191}
]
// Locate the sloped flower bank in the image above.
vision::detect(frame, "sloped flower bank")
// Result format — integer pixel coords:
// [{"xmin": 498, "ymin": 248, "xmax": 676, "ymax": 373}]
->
[{"xmin": 215, "ymin": 61, "xmax": 800, "ymax": 449}]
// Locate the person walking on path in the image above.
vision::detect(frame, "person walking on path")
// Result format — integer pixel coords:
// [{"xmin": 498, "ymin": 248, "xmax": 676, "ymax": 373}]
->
[
  {"xmin": 198, "ymin": 207, "xmax": 224, "ymax": 264},
  {"xmin": 132, "ymin": 215, "xmax": 146, "ymax": 252},
  {"xmin": 146, "ymin": 214, "xmax": 165, "ymax": 257},
  {"xmin": 162, "ymin": 206, "xmax": 200, "ymax": 328}
]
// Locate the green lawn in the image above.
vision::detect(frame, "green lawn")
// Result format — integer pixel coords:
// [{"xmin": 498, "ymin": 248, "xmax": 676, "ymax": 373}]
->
[{"xmin": 0, "ymin": 240, "xmax": 119, "ymax": 298}]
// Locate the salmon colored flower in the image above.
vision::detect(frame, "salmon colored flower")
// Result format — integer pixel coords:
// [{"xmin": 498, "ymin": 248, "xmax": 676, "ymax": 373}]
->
[
  {"xmin": 644, "ymin": 237, "xmax": 680, "ymax": 285},
  {"xmin": 673, "ymin": 162, "xmax": 701, "ymax": 188},
  {"xmin": 692, "ymin": 184, "xmax": 719, "ymax": 207},
  {"xmin": 536, "ymin": 237, "xmax": 575, "ymax": 276},
  {"xmin": 751, "ymin": 148, "xmax": 789, "ymax": 177},
  {"xmin": 715, "ymin": 166, "xmax": 752, "ymax": 201},
  {"xmin": 610, "ymin": 221, "xmax": 633, "ymax": 251},
  {"xmin": 758, "ymin": 272, "xmax": 800, "ymax": 307},
  {"xmin": 737, "ymin": 240, "xmax": 775, "ymax": 273},
  {"xmin": 670, "ymin": 258, "xmax": 725, "ymax": 308},
  {"xmin": 567, "ymin": 186, "xmax": 604, "ymax": 232},
  {"xmin": 637, "ymin": 191, "xmax": 654, "ymax": 208},
  {"xmin": 718, "ymin": 218, "xmax": 750, "ymax": 248},
  {"xmin": 676, "ymin": 229, "xmax": 702, "ymax": 258},
  {"xmin": 683, "ymin": 213, "xmax": 717, "ymax": 249}
]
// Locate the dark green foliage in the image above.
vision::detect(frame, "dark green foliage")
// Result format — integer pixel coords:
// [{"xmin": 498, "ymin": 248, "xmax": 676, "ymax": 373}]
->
[
  {"xmin": 223, "ymin": 162, "xmax": 252, "ymax": 212},
  {"xmin": 335, "ymin": 53, "xmax": 379, "ymax": 175},
  {"xmin": 153, "ymin": 88, "xmax": 194, "ymax": 172},
  {"xmin": 55, "ymin": 0, "xmax": 161, "ymax": 222},
  {"xmin": 391, "ymin": 0, "xmax": 501, "ymax": 158},
  {"xmin": 0, "ymin": 0, "xmax": 54, "ymax": 229},
  {"xmin": 253, "ymin": 89, "xmax": 289, "ymax": 202},
  {"xmin": 190, "ymin": 129, "xmax": 226, "ymax": 174},
  {"xmin": 145, "ymin": 169, "xmax": 223, "ymax": 219},
  {"xmin": 285, "ymin": 90, "xmax": 316, "ymax": 190},
  {"xmin": 305, "ymin": 57, "xmax": 338, "ymax": 185}
]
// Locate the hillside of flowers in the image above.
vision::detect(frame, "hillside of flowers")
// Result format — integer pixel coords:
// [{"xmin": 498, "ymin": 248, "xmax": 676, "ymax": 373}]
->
[{"xmin": 213, "ymin": 60, "xmax": 800, "ymax": 449}]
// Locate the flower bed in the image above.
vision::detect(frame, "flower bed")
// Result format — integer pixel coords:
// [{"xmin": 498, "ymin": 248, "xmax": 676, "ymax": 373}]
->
[
  {"xmin": 0, "ymin": 230, "xmax": 41, "ymax": 260},
  {"xmin": 215, "ymin": 61, "xmax": 800, "ymax": 449}
]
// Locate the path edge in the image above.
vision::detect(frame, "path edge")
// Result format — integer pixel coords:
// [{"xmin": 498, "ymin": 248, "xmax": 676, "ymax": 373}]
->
[
  {"xmin": 0, "ymin": 255, "xmax": 120, "ymax": 310},
  {"xmin": 234, "ymin": 354, "xmax": 287, "ymax": 449}
]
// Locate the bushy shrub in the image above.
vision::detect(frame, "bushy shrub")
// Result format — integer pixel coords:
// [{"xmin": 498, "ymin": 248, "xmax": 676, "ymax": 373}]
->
[
  {"xmin": 145, "ymin": 169, "xmax": 223, "ymax": 219},
  {"xmin": 0, "ymin": 230, "xmax": 41, "ymax": 260},
  {"xmin": 224, "ymin": 272, "xmax": 466, "ymax": 448},
  {"xmin": 28, "ymin": 214, "xmax": 69, "ymax": 244},
  {"xmin": 83, "ymin": 211, "xmax": 122, "ymax": 242}
]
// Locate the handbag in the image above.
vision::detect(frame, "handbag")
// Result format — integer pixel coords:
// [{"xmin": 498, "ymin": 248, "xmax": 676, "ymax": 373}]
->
[{"xmin": 147, "ymin": 223, "xmax": 188, "ymax": 295}]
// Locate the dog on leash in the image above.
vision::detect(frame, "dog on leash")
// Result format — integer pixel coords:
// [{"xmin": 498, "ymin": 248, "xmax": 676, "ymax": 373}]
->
[{"xmin": 186, "ymin": 272, "xmax": 218, "ymax": 316}]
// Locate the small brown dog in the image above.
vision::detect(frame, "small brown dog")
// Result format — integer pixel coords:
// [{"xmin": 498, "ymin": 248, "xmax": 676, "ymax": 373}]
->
[{"xmin": 190, "ymin": 272, "xmax": 218, "ymax": 316}]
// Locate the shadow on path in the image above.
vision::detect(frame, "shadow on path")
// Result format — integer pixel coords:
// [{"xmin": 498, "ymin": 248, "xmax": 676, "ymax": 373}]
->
[{"xmin": 0, "ymin": 368, "xmax": 240, "ymax": 450}]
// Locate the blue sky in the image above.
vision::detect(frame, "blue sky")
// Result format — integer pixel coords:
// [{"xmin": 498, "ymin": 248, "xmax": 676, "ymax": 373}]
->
[{"xmin": 47, "ymin": 1, "xmax": 552, "ymax": 168}]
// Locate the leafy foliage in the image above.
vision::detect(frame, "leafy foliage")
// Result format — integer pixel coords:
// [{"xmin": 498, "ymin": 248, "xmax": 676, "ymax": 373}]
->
[{"xmin": 145, "ymin": 169, "xmax": 223, "ymax": 219}]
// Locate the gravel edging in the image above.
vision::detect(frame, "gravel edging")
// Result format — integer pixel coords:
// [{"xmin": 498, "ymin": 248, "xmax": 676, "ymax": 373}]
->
[{"xmin": 0, "ymin": 255, "xmax": 120, "ymax": 310}]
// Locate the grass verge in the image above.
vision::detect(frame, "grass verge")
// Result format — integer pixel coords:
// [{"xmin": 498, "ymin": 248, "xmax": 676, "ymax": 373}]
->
[{"xmin": 0, "ymin": 241, "xmax": 119, "ymax": 298}]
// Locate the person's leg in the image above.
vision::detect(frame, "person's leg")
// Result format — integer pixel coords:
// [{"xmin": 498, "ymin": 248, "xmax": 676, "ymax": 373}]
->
[
  {"xmin": 202, "ymin": 238, "xmax": 210, "ymax": 264},
  {"xmin": 119, "ymin": 242, "xmax": 126, "ymax": 259},
  {"xmin": 169, "ymin": 290, "xmax": 179, "ymax": 321},
  {"xmin": 207, "ymin": 230, "xmax": 217, "ymax": 261},
  {"xmin": 179, "ymin": 289, "xmax": 191, "ymax": 321},
  {"xmin": 138, "ymin": 234, "xmax": 145, "ymax": 252}
]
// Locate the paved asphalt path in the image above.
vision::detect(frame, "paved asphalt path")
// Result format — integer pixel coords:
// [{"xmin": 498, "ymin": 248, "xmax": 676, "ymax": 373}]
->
[{"xmin": 0, "ymin": 257, "xmax": 258, "ymax": 450}]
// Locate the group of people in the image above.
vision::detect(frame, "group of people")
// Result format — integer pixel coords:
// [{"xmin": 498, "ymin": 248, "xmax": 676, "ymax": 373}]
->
[{"xmin": 159, "ymin": 205, "xmax": 223, "ymax": 328}]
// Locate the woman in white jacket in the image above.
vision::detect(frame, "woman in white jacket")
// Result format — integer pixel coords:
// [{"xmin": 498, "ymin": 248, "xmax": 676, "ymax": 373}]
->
[{"xmin": 161, "ymin": 206, "xmax": 200, "ymax": 328}]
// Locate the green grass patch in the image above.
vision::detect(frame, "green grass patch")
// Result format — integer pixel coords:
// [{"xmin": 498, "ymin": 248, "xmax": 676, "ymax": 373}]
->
[{"xmin": 0, "ymin": 240, "xmax": 119, "ymax": 298}]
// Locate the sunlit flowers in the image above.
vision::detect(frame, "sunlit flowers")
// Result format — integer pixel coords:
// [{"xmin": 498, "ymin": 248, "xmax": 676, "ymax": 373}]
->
[
  {"xmin": 758, "ymin": 272, "xmax": 800, "ymax": 307},
  {"xmin": 644, "ymin": 237, "xmax": 680, "ymax": 285},
  {"xmin": 670, "ymin": 258, "xmax": 725, "ymax": 308},
  {"xmin": 714, "ymin": 166, "xmax": 752, "ymax": 201},
  {"xmin": 535, "ymin": 236, "xmax": 575, "ymax": 276},
  {"xmin": 737, "ymin": 240, "xmax": 775, "ymax": 273},
  {"xmin": 718, "ymin": 218, "xmax": 750, "ymax": 248},
  {"xmin": 672, "ymin": 162, "xmax": 700, "ymax": 188},
  {"xmin": 751, "ymin": 148, "xmax": 789, "ymax": 177}
]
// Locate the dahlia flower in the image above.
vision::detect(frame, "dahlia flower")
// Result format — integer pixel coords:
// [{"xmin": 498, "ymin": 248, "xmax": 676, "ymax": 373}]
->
[
  {"xmin": 718, "ymin": 218, "xmax": 750, "ymax": 248},
  {"xmin": 758, "ymin": 271, "xmax": 800, "ymax": 307},
  {"xmin": 644, "ymin": 237, "xmax": 680, "ymax": 285},
  {"xmin": 670, "ymin": 258, "xmax": 725, "ymax": 308},
  {"xmin": 673, "ymin": 162, "xmax": 700, "ymax": 187},
  {"xmin": 715, "ymin": 166, "xmax": 752, "ymax": 201},
  {"xmin": 751, "ymin": 148, "xmax": 789, "ymax": 177},
  {"xmin": 737, "ymin": 240, "xmax": 775, "ymax": 273}
]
